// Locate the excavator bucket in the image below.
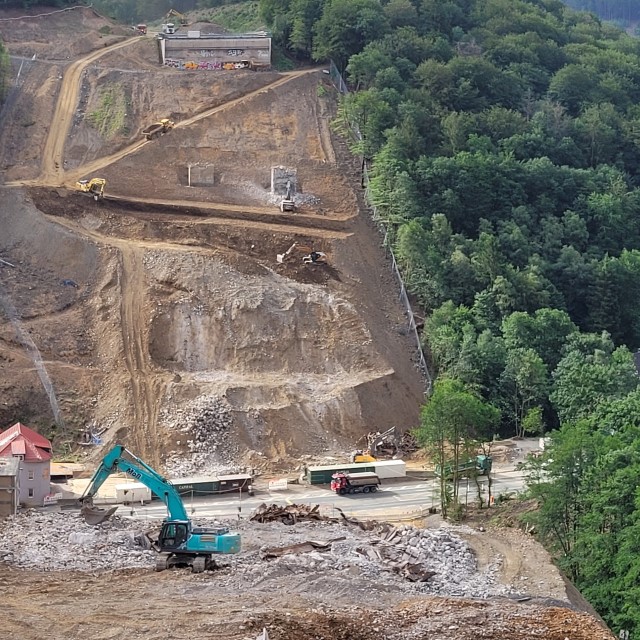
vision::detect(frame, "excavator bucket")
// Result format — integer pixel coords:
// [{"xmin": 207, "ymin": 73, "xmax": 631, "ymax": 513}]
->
[{"xmin": 80, "ymin": 504, "xmax": 118, "ymax": 526}]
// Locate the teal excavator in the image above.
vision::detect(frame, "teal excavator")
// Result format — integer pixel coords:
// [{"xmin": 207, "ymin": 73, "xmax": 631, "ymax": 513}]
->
[{"xmin": 79, "ymin": 444, "xmax": 241, "ymax": 573}]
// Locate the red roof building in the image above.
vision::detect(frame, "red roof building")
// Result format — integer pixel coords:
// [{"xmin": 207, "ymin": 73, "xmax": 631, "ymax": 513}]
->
[{"xmin": 0, "ymin": 422, "xmax": 52, "ymax": 462}]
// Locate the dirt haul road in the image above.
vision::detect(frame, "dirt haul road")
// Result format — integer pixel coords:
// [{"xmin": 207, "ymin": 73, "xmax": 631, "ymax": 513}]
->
[
  {"xmin": 59, "ymin": 68, "xmax": 320, "ymax": 187},
  {"xmin": 40, "ymin": 36, "xmax": 139, "ymax": 183}
]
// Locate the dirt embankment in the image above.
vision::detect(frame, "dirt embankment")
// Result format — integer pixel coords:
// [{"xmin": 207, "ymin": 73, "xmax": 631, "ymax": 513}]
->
[{"xmin": 0, "ymin": 6, "xmax": 424, "ymax": 463}]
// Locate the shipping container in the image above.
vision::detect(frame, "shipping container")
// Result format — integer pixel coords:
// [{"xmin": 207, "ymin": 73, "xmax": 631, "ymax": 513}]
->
[
  {"xmin": 170, "ymin": 476, "xmax": 220, "ymax": 498},
  {"xmin": 373, "ymin": 460, "xmax": 407, "ymax": 479},
  {"xmin": 217, "ymin": 473, "xmax": 253, "ymax": 493},
  {"xmin": 305, "ymin": 463, "xmax": 375, "ymax": 485},
  {"xmin": 167, "ymin": 473, "xmax": 254, "ymax": 498}
]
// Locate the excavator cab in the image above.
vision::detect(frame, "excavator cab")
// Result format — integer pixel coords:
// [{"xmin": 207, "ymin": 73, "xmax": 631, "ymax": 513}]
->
[{"xmin": 160, "ymin": 522, "xmax": 188, "ymax": 549}]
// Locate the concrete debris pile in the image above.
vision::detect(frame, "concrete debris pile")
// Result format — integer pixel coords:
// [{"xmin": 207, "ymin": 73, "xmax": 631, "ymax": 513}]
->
[
  {"xmin": 224, "ymin": 520, "xmax": 510, "ymax": 599},
  {"xmin": 1, "ymin": 510, "xmax": 511, "ymax": 599},
  {"xmin": 369, "ymin": 526, "xmax": 476, "ymax": 586},
  {"xmin": 0, "ymin": 511, "xmax": 155, "ymax": 572},
  {"xmin": 162, "ymin": 395, "xmax": 242, "ymax": 476},
  {"xmin": 261, "ymin": 537, "xmax": 345, "ymax": 559},
  {"xmin": 250, "ymin": 503, "xmax": 329, "ymax": 525}
]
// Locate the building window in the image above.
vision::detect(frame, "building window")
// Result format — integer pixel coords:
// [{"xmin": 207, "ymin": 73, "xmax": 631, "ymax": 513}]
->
[
  {"xmin": 28, "ymin": 470, "xmax": 34, "ymax": 480},
  {"xmin": 28, "ymin": 488, "xmax": 34, "ymax": 498}
]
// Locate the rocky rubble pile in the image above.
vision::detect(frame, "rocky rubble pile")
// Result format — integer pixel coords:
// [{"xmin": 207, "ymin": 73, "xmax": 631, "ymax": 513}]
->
[
  {"xmin": 0, "ymin": 511, "xmax": 507, "ymax": 598},
  {"xmin": 223, "ymin": 520, "xmax": 511, "ymax": 599},
  {"xmin": 0, "ymin": 511, "xmax": 155, "ymax": 571},
  {"xmin": 162, "ymin": 395, "xmax": 243, "ymax": 476}
]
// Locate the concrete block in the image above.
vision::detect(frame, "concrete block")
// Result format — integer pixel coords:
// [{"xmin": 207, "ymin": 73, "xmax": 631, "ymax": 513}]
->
[{"xmin": 188, "ymin": 163, "xmax": 215, "ymax": 187}]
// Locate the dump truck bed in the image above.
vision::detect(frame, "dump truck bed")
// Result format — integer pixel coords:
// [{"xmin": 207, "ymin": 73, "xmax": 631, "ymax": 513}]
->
[
  {"xmin": 142, "ymin": 124, "xmax": 163, "ymax": 135},
  {"xmin": 346, "ymin": 472, "xmax": 380, "ymax": 486}
]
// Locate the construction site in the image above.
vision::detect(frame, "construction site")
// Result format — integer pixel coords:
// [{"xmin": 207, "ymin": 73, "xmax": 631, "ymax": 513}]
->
[{"xmin": 0, "ymin": 6, "xmax": 616, "ymax": 640}]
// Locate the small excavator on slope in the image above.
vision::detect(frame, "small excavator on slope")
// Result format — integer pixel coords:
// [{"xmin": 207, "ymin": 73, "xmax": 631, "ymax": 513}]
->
[
  {"xmin": 277, "ymin": 243, "xmax": 327, "ymax": 265},
  {"xmin": 280, "ymin": 180, "xmax": 295, "ymax": 212},
  {"xmin": 75, "ymin": 177, "xmax": 106, "ymax": 201},
  {"xmin": 165, "ymin": 8, "xmax": 189, "ymax": 25},
  {"xmin": 79, "ymin": 444, "xmax": 241, "ymax": 572}
]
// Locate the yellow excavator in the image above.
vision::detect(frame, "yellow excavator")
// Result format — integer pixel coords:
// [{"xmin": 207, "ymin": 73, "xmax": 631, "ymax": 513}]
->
[
  {"xmin": 350, "ymin": 449, "xmax": 377, "ymax": 463},
  {"xmin": 165, "ymin": 8, "xmax": 188, "ymax": 25},
  {"xmin": 75, "ymin": 178, "xmax": 106, "ymax": 201}
]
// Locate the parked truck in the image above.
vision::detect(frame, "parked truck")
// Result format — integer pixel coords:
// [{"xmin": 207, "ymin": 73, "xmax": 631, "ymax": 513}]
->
[
  {"xmin": 142, "ymin": 118, "xmax": 175, "ymax": 140},
  {"xmin": 331, "ymin": 471, "xmax": 381, "ymax": 495},
  {"xmin": 435, "ymin": 455, "xmax": 492, "ymax": 479}
]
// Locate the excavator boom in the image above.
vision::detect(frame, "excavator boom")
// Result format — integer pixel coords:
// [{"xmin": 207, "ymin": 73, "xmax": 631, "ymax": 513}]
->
[{"xmin": 80, "ymin": 444, "xmax": 188, "ymax": 520}]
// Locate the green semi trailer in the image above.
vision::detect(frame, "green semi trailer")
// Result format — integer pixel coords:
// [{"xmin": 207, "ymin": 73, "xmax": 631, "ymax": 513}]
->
[{"xmin": 435, "ymin": 455, "xmax": 492, "ymax": 479}]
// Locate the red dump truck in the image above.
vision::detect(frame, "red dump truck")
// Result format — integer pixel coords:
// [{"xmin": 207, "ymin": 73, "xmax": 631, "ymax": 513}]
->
[{"xmin": 331, "ymin": 471, "xmax": 381, "ymax": 495}]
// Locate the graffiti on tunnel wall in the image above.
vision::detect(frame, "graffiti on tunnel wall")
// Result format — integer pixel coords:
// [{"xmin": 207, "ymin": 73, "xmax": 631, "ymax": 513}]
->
[{"xmin": 164, "ymin": 58, "xmax": 263, "ymax": 70}]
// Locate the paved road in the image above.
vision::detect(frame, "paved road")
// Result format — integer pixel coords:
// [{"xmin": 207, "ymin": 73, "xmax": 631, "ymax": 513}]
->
[{"xmin": 118, "ymin": 464, "xmax": 527, "ymax": 522}]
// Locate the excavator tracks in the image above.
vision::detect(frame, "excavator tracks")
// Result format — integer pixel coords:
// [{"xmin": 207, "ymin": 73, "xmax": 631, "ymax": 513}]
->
[
  {"xmin": 155, "ymin": 552, "xmax": 170, "ymax": 572},
  {"xmin": 191, "ymin": 556, "xmax": 207, "ymax": 574}
]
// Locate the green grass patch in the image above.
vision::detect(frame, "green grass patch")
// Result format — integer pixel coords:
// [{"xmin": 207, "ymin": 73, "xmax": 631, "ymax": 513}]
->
[
  {"xmin": 203, "ymin": 1, "xmax": 263, "ymax": 33},
  {"xmin": 98, "ymin": 25, "xmax": 112, "ymax": 35},
  {"xmin": 0, "ymin": 42, "xmax": 9, "ymax": 103},
  {"xmin": 87, "ymin": 84, "xmax": 128, "ymax": 139}
]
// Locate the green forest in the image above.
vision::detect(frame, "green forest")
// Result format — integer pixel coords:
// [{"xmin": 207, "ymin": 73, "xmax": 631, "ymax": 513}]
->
[{"xmin": 254, "ymin": 0, "xmax": 640, "ymax": 635}]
